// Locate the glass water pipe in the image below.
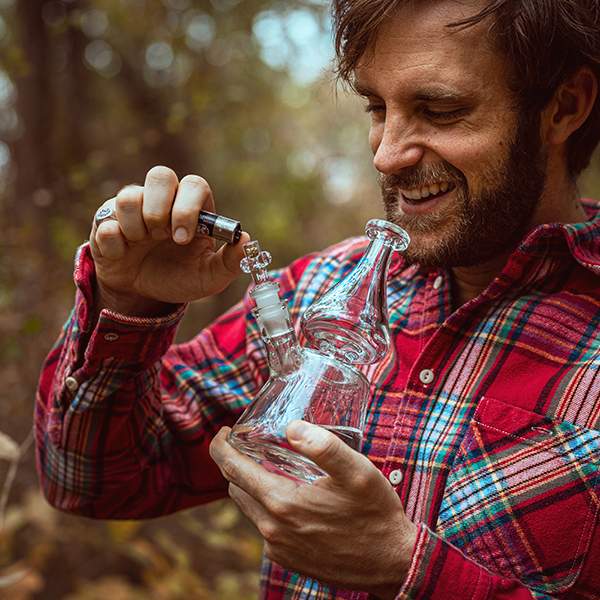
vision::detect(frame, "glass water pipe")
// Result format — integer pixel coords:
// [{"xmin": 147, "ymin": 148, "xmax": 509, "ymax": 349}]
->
[
  {"xmin": 227, "ymin": 220, "xmax": 410, "ymax": 483},
  {"xmin": 227, "ymin": 240, "xmax": 370, "ymax": 482}
]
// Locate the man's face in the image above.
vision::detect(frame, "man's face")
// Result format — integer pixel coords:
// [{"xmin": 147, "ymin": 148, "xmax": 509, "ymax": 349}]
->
[{"xmin": 354, "ymin": 0, "xmax": 549, "ymax": 268}]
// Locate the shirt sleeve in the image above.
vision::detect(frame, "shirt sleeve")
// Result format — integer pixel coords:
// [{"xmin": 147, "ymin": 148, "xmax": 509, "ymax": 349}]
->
[
  {"xmin": 34, "ymin": 243, "xmax": 267, "ymax": 519},
  {"xmin": 396, "ymin": 525, "xmax": 558, "ymax": 600}
]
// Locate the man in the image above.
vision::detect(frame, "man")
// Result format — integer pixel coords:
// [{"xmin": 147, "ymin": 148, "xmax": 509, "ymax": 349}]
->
[{"xmin": 35, "ymin": 0, "xmax": 600, "ymax": 598}]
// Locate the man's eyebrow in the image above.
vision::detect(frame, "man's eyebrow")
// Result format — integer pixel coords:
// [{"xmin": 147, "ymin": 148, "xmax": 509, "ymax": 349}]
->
[
  {"xmin": 412, "ymin": 86, "xmax": 472, "ymax": 103},
  {"xmin": 352, "ymin": 81, "xmax": 377, "ymax": 97},
  {"xmin": 352, "ymin": 80, "xmax": 472, "ymax": 104}
]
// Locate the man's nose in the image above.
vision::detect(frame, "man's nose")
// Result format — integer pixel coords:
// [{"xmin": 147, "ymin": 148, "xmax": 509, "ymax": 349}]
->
[{"xmin": 371, "ymin": 118, "xmax": 426, "ymax": 175}]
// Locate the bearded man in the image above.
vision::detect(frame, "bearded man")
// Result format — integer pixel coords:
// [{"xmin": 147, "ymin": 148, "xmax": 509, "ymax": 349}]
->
[{"xmin": 35, "ymin": 1, "xmax": 600, "ymax": 598}]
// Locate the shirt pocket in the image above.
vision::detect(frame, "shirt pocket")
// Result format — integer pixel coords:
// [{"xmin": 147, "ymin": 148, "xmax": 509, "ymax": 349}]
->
[{"xmin": 437, "ymin": 396, "xmax": 600, "ymax": 595}]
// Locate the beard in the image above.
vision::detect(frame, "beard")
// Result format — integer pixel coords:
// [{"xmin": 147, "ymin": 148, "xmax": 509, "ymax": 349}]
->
[{"xmin": 380, "ymin": 110, "xmax": 548, "ymax": 268}]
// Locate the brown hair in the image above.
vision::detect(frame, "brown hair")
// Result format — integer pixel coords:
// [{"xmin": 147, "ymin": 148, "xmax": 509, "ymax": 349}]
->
[{"xmin": 332, "ymin": 0, "xmax": 600, "ymax": 176}]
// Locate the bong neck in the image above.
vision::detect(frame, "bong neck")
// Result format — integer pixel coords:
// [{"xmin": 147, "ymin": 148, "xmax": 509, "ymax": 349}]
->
[
  {"xmin": 262, "ymin": 329, "xmax": 303, "ymax": 375},
  {"xmin": 252, "ymin": 296, "xmax": 304, "ymax": 375},
  {"xmin": 350, "ymin": 236, "xmax": 394, "ymax": 312}
]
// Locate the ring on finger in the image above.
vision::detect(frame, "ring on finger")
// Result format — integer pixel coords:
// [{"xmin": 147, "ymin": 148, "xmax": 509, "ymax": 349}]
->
[{"xmin": 95, "ymin": 205, "xmax": 115, "ymax": 227}]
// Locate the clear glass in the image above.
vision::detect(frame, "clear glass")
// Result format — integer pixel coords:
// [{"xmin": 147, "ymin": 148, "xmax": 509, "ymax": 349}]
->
[
  {"xmin": 301, "ymin": 219, "xmax": 410, "ymax": 365},
  {"xmin": 291, "ymin": 219, "xmax": 409, "ymax": 600},
  {"xmin": 228, "ymin": 339, "xmax": 369, "ymax": 482},
  {"xmin": 227, "ymin": 221, "xmax": 410, "ymax": 598},
  {"xmin": 228, "ymin": 220, "xmax": 410, "ymax": 481},
  {"xmin": 228, "ymin": 254, "xmax": 370, "ymax": 481}
]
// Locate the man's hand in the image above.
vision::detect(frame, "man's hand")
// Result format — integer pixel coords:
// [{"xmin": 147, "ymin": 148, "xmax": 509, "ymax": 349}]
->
[
  {"xmin": 90, "ymin": 166, "xmax": 250, "ymax": 315},
  {"xmin": 210, "ymin": 421, "xmax": 418, "ymax": 600}
]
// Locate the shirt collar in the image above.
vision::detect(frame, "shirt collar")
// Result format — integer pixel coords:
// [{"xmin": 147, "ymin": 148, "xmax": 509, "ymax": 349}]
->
[
  {"xmin": 518, "ymin": 198, "xmax": 600, "ymax": 273},
  {"xmin": 388, "ymin": 198, "xmax": 600, "ymax": 281}
]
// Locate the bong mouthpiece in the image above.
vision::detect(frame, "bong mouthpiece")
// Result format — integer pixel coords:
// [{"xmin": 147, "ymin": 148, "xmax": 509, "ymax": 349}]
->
[
  {"xmin": 243, "ymin": 241, "xmax": 261, "ymax": 259},
  {"xmin": 241, "ymin": 241, "xmax": 272, "ymax": 286}
]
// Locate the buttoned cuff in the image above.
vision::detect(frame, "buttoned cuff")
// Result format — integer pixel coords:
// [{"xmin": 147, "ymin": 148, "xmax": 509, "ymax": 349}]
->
[{"xmin": 71, "ymin": 243, "xmax": 186, "ymax": 369}]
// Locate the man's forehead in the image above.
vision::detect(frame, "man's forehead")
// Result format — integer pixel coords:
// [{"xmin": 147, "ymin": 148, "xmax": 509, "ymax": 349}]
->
[
  {"xmin": 352, "ymin": 1, "xmax": 503, "ymax": 85},
  {"xmin": 377, "ymin": 0, "xmax": 494, "ymax": 47}
]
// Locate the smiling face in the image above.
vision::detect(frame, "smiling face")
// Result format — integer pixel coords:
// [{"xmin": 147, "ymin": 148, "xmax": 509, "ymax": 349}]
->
[{"xmin": 354, "ymin": 0, "xmax": 550, "ymax": 268}]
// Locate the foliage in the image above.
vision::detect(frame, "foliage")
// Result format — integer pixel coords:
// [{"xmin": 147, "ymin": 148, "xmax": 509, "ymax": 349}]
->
[
  {"xmin": 0, "ymin": 1, "xmax": 373, "ymax": 599},
  {"xmin": 0, "ymin": 0, "xmax": 385, "ymax": 597}
]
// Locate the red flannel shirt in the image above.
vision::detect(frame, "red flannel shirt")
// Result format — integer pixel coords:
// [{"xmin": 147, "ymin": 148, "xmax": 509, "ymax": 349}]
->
[{"xmin": 36, "ymin": 200, "xmax": 600, "ymax": 599}]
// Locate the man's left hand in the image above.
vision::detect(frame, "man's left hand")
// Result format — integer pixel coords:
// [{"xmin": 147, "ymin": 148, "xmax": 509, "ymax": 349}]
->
[{"xmin": 209, "ymin": 420, "xmax": 418, "ymax": 600}]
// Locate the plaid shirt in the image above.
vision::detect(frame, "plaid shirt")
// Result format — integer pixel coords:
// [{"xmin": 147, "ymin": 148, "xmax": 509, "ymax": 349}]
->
[{"xmin": 36, "ymin": 200, "xmax": 600, "ymax": 600}]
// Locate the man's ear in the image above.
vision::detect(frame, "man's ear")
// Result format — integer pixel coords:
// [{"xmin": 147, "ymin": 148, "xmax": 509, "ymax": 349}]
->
[{"xmin": 546, "ymin": 67, "xmax": 598, "ymax": 145}]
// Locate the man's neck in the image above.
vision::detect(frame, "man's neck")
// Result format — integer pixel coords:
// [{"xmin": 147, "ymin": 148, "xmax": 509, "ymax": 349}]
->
[
  {"xmin": 449, "ymin": 189, "xmax": 588, "ymax": 310},
  {"xmin": 450, "ymin": 252, "xmax": 512, "ymax": 310}
]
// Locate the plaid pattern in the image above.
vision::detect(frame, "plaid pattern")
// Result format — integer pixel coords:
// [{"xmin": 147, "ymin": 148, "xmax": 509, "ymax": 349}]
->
[{"xmin": 36, "ymin": 200, "xmax": 600, "ymax": 600}]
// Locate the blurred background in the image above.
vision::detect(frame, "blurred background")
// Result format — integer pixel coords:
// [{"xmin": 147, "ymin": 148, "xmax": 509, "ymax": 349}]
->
[
  {"xmin": 0, "ymin": 0, "xmax": 381, "ymax": 597},
  {"xmin": 0, "ymin": 0, "xmax": 600, "ymax": 598}
]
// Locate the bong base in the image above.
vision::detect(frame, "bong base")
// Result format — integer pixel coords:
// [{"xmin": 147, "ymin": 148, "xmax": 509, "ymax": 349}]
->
[{"xmin": 228, "ymin": 426, "xmax": 327, "ymax": 483}]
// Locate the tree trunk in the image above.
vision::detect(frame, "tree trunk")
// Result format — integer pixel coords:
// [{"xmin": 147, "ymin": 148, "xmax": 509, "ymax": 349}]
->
[{"xmin": 9, "ymin": 0, "xmax": 52, "ymax": 228}]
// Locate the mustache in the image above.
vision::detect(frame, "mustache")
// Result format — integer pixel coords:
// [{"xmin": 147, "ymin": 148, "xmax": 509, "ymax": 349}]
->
[{"xmin": 379, "ymin": 162, "xmax": 465, "ymax": 191}]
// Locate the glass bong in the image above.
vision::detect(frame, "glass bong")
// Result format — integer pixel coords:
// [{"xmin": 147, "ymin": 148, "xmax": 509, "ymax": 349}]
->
[{"xmin": 227, "ymin": 219, "xmax": 410, "ymax": 483}]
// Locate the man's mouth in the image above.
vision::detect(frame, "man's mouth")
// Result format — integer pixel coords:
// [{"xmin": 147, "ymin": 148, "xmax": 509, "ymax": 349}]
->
[{"xmin": 399, "ymin": 181, "xmax": 454, "ymax": 203}]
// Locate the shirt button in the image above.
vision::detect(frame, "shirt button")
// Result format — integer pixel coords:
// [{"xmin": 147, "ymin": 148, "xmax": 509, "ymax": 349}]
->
[
  {"xmin": 433, "ymin": 275, "xmax": 443, "ymax": 290},
  {"xmin": 65, "ymin": 376, "xmax": 79, "ymax": 391},
  {"xmin": 104, "ymin": 333, "xmax": 119, "ymax": 341},
  {"xmin": 388, "ymin": 470, "xmax": 402, "ymax": 485},
  {"xmin": 419, "ymin": 369, "xmax": 435, "ymax": 384}
]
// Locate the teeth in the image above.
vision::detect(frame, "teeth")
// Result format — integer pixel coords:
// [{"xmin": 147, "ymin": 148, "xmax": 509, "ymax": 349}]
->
[{"xmin": 401, "ymin": 182, "xmax": 451, "ymax": 201}]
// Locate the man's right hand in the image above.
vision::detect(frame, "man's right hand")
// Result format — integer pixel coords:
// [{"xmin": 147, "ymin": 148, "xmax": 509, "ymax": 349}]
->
[{"xmin": 90, "ymin": 166, "xmax": 250, "ymax": 316}]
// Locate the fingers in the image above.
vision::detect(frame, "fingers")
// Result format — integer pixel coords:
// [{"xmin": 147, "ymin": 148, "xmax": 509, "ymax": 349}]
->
[
  {"xmin": 141, "ymin": 166, "xmax": 179, "ymax": 240},
  {"xmin": 286, "ymin": 421, "xmax": 375, "ymax": 488},
  {"xmin": 229, "ymin": 482, "xmax": 300, "ymax": 570},
  {"xmin": 94, "ymin": 166, "xmax": 227, "ymax": 250},
  {"xmin": 171, "ymin": 175, "xmax": 215, "ymax": 244},
  {"xmin": 115, "ymin": 186, "xmax": 148, "ymax": 242},
  {"xmin": 92, "ymin": 197, "xmax": 128, "ymax": 260},
  {"xmin": 142, "ymin": 168, "xmax": 214, "ymax": 244},
  {"xmin": 210, "ymin": 428, "xmax": 303, "ymax": 553},
  {"xmin": 95, "ymin": 168, "xmax": 179, "ymax": 247},
  {"xmin": 210, "ymin": 427, "xmax": 272, "ymax": 488},
  {"xmin": 228, "ymin": 482, "xmax": 271, "ymax": 525},
  {"xmin": 211, "ymin": 423, "xmax": 375, "ymax": 498},
  {"xmin": 209, "ymin": 427, "xmax": 298, "ymax": 502},
  {"xmin": 212, "ymin": 230, "xmax": 252, "ymax": 281}
]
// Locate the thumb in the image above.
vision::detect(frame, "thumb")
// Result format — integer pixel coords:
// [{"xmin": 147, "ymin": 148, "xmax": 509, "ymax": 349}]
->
[
  {"xmin": 221, "ymin": 231, "xmax": 251, "ymax": 273},
  {"xmin": 286, "ymin": 420, "xmax": 363, "ymax": 483},
  {"xmin": 210, "ymin": 231, "xmax": 252, "ymax": 290}
]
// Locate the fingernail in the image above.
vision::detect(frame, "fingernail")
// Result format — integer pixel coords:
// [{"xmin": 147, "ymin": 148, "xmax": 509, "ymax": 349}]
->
[
  {"xmin": 174, "ymin": 227, "xmax": 188, "ymax": 243},
  {"xmin": 151, "ymin": 229, "xmax": 168, "ymax": 240},
  {"xmin": 287, "ymin": 420, "xmax": 308, "ymax": 442}
]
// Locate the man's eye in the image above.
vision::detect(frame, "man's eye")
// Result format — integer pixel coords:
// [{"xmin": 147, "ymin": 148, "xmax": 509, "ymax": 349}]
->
[
  {"xmin": 365, "ymin": 104, "xmax": 385, "ymax": 115},
  {"xmin": 423, "ymin": 107, "xmax": 467, "ymax": 123}
]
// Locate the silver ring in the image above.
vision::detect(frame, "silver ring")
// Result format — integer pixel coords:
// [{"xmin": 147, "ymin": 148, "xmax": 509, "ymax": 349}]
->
[{"xmin": 95, "ymin": 206, "xmax": 115, "ymax": 226}]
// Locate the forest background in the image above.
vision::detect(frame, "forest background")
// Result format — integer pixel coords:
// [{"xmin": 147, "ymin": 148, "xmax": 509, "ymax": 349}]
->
[{"xmin": 1, "ymin": 0, "xmax": 600, "ymax": 599}]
